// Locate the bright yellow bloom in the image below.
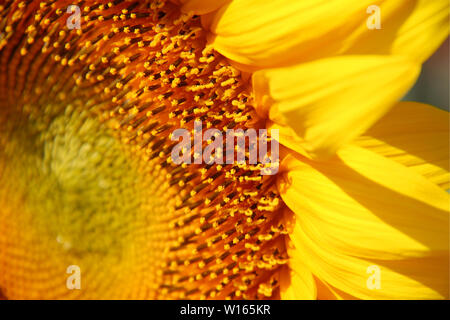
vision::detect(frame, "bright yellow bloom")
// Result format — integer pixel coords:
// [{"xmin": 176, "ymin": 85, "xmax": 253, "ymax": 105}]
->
[{"xmin": 0, "ymin": 0, "xmax": 448, "ymax": 299}]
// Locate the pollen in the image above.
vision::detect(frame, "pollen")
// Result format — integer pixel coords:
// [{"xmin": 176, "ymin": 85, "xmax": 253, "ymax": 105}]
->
[{"xmin": 0, "ymin": 0, "xmax": 287, "ymax": 299}]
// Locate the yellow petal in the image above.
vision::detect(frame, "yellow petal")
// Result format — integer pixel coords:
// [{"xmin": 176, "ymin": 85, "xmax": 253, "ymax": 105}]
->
[
  {"xmin": 315, "ymin": 277, "xmax": 358, "ymax": 300},
  {"xmin": 290, "ymin": 222, "xmax": 449, "ymax": 300},
  {"xmin": 280, "ymin": 239, "xmax": 317, "ymax": 300},
  {"xmin": 278, "ymin": 146, "xmax": 449, "ymax": 299},
  {"xmin": 280, "ymin": 269, "xmax": 317, "ymax": 300},
  {"xmin": 209, "ymin": 0, "xmax": 380, "ymax": 68},
  {"xmin": 208, "ymin": 0, "xmax": 447, "ymax": 68},
  {"xmin": 346, "ymin": 0, "xmax": 449, "ymax": 63},
  {"xmin": 392, "ymin": 0, "xmax": 449, "ymax": 61},
  {"xmin": 267, "ymin": 121, "xmax": 309, "ymax": 158},
  {"xmin": 355, "ymin": 102, "xmax": 450, "ymax": 189},
  {"xmin": 253, "ymin": 55, "xmax": 420, "ymax": 159},
  {"xmin": 270, "ymin": 102, "xmax": 450, "ymax": 189},
  {"xmin": 175, "ymin": 0, "xmax": 230, "ymax": 15}
]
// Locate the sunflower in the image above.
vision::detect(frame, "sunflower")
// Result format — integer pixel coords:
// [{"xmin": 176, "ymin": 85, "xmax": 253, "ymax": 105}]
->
[{"xmin": 0, "ymin": 0, "xmax": 448, "ymax": 300}]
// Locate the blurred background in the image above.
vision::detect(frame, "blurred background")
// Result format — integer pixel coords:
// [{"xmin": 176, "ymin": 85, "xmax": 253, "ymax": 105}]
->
[{"xmin": 403, "ymin": 38, "xmax": 449, "ymax": 111}]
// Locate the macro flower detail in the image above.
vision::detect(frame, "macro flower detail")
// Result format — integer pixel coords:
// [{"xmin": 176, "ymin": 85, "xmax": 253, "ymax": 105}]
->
[{"xmin": 0, "ymin": 0, "xmax": 448, "ymax": 300}]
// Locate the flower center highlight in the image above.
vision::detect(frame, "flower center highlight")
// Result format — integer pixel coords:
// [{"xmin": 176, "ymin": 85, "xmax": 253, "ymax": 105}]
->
[{"xmin": 0, "ymin": 0, "xmax": 288, "ymax": 299}]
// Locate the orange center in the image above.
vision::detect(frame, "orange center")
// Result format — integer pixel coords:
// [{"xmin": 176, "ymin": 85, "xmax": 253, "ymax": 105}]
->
[{"xmin": 0, "ymin": 0, "xmax": 288, "ymax": 299}]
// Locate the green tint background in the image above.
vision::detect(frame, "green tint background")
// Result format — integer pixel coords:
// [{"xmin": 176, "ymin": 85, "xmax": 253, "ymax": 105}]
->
[{"xmin": 404, "ymin": 39, "xmax": 449, "ymax": 111}]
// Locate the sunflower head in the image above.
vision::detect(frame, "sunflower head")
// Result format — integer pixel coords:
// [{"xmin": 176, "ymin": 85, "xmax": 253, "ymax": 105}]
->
[
  {"xmin": 0, "ymin": 0, "xmax": 289, "ymax": 300},
  {"xmin": 0, "ymin": 0, "xmax": 449, "ymax": 300}
]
